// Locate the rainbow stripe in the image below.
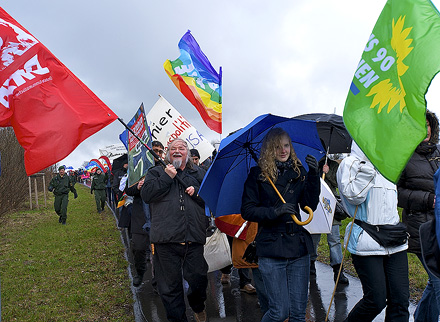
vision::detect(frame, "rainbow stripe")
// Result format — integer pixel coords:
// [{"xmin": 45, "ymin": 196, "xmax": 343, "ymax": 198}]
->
[{"xmin": 164, "ymin": 30, "xmax": 222, "ymax": 134}]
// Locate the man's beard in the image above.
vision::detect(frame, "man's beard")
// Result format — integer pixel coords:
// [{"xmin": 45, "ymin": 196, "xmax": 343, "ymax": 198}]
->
[{"xmin": 172, "ymin": 160, "xmax": 182, "ymax": 169}]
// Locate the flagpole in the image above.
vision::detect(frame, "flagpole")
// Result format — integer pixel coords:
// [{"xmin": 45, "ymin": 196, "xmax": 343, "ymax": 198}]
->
[{"xmin": 117, "ymin": 118, "xmax": 188, "ymax": 188}]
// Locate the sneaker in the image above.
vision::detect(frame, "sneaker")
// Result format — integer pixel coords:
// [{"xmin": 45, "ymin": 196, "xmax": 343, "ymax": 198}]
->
[
  {"xmin": 240, "ymin": 283, "xmax": 257, "ymax": 294},
  {"xmin": 194, "ymin": 310, "xmax": 207, "ymax": 322},
  {"xmin": 221, "ymin": 273, "xmax": 230, "ymax": 284}
]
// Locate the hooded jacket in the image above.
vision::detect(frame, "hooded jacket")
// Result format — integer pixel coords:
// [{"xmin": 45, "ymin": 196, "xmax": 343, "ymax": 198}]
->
[
  {"xmin": 337, "ymin": 142, "xmax": 408, "ymax": 256},
  {"xmin": 397, "ymin": 110, "xmax": 440, "ymax": 254}
]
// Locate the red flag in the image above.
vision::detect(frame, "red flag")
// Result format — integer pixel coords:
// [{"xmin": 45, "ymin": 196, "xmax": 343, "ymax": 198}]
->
[{"xmin": 0, "ymin": 7, "xmax": 118, "ymax": 175}]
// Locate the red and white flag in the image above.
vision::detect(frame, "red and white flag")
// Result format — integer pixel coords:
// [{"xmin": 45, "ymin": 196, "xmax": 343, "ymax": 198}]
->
[{"xmin": 0, "ymin": 7, "xmax": 118, "ymax": 175}]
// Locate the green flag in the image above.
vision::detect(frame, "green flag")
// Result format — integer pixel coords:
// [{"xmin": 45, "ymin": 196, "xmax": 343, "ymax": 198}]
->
[{"xmin": 344, "ymin": 0, "xmax": 440, "ymax": 183}]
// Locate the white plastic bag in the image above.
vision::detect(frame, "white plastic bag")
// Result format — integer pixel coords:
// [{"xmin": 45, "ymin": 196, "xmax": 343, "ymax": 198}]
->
[{"xmin": 204, "ymin": 228, "xmax": 232, "ymax": 273}]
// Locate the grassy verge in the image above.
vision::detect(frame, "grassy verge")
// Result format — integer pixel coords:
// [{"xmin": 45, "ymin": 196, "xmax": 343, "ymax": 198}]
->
[
  {"xmin": 0, "ymin": 184, "xmax": 133, "ymax": 321},
  {"xmin": 317, "ymin": 216, "xmax": 428, "ymax": 303}
]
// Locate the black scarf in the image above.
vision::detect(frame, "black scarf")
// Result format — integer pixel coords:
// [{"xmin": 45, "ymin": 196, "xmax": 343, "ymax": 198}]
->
[{"xmin": 275, "ymin": 159, "xmax": 293, "ymax": 175}]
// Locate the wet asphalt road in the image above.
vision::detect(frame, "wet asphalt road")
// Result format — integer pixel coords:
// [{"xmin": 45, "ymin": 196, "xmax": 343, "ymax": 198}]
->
[
  {"xmin": 127, "ymin": 260, "xmax": 415, "ymax": 322},
  {"xmin": 120, "ymin": 231, "xmax": 416, "ymax": 322},
  {"xmin": 110, "ymin": 205, "xmax": 416, "ymax": 322}
]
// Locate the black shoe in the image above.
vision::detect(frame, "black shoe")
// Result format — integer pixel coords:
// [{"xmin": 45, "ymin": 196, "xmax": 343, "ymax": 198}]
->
[
  {"xmin": 310, "ymin": 260, "xmax": 316, "ymax": 276},
  {"xmin": 58, "ymin": 216, "xmax": 62, "ymax": 223},
  {"xmin": 133, "ymin": 274, "xmax": 143, "ymax": 287},
  {"xmin": 336, "ymin": 272, "xmax": 349, "ymax": 284},
  {"xmin": 332, "ymin": 264, "xmax": 349, "ymax": 285}
]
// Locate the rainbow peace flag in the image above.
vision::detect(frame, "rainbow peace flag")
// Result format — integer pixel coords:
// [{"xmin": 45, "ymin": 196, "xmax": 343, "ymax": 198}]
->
[{"xmin": 164, "ymin": 30, "xmax": 222, "ymax": 134}]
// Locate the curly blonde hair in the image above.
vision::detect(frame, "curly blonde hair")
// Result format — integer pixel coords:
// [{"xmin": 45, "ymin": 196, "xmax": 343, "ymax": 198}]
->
[{"xmin": 258, "ymin": 128, "xmax": 302, "ymax": 182}]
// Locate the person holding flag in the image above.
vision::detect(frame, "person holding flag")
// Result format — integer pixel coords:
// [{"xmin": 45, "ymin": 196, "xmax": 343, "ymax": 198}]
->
[
  {"xmin": 337, "ymin": 142, "xmax": 409, "ymax": 321},
  {"xmin": 141, "ymin": 138, "xmax": 208, "ymax": 322},
  {"xmin": 339, "ymin": 0, "xmax": 440, "ymax": 318}
]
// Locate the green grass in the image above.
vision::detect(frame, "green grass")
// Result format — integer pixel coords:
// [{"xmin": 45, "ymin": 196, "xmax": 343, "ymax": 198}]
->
[
  {"xmin": 0, "ymin": 184, "xmax": 134, "ymax": 321},
  {"xmin": 317, "ymin": 216, "xmax": 428, "ymax": 303}
]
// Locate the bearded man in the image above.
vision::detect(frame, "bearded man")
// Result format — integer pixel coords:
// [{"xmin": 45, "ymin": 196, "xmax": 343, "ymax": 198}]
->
[{"xmin": 141, "ymin": 138, "xmax": 208, "ymax": 322}]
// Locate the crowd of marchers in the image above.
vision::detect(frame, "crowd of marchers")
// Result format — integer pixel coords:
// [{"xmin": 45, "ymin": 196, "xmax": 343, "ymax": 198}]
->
[{"xmin": 46, "ymin": 111, "xmax": 440, "ymax": 322}]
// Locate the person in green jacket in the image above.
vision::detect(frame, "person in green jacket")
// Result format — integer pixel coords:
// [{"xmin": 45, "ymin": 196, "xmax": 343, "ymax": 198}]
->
[
  {"xmin": 48, "ymin": 165, "xmax": 78, "ymax": 225},
  {"xmin": 91, "ymin": 168, "xmax": 108, "ymax": 213}
]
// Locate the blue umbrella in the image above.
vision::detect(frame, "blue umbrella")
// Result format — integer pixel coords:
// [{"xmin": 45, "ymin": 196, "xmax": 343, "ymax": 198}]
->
[{"xmin": 199, "ymin": 114, "xmax": 325, "ymax": 218}]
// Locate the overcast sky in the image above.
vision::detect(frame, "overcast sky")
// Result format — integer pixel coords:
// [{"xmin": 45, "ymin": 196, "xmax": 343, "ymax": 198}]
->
[{"xmin": 3, "ymin": 0, "xmax": 440, "ymax": 169}]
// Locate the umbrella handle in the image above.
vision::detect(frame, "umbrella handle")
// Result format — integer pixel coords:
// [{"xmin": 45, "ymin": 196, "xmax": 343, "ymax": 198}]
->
[
  {"xmin": 264, "ymin": 174, "xmax": 314, "ymax": 226},
  {"xmin": 292, "ymin": 206, "xmax": 313, "ymax": 226}
]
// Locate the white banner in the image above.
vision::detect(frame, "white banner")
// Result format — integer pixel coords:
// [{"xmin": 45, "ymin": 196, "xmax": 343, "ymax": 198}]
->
[
  {"xmin": 146, "ymin": 95, "xmax": 215, "ymax": 163},
  {"xmin": 303, "ymin": 178, "xmax": 336, "ymax": 234}
]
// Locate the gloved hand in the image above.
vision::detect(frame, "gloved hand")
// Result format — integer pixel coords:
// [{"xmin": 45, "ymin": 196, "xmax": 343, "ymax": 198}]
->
[
  {"xmin": 90, "ymin": 189, "xmax": 94, "ymax": 194},
  {"xmin": 274, "ymin": 203, "xmax": 297, "ymax": 217},
  {"xmin": 305, "ymin": 154, "xmax": 319, "ymax": 175},
  {"xmin": 48, "ymin": 186, "xmax": 53, "ymax": 192},
  {"xmin": 74, "ymin": 192, "xmax": 78, "ymax": 199}
]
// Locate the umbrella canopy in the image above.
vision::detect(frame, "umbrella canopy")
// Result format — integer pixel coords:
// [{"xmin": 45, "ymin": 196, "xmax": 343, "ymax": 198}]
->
[
  {"xmin": 199, "ymin": 114, "xmax": 325, "ymax": 218},
  {"xmin": 293, "ymin": 113, "xmax": 352, "ymax": 154}
]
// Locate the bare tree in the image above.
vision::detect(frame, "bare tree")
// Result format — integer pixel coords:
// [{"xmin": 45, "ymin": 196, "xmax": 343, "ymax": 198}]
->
[{"xmin": 0, "ymin": 128, "xmax": 53, "ymax": 218}]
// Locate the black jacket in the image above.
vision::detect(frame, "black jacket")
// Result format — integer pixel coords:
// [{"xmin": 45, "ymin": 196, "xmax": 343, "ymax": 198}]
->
[
  {"xmin": 125, "ymin": 184, "xmax": 147, "ymax": 235},
  {"xmin": 141, "ymin": 165, "xmax": 207, "ymax": 244},
  {"xmin": 398, "ymin": 142, "xmax": 440, "ymax": 254},
  {"xmin": 398, "ymin": 110, "xmax": 440, "ymax": 254},
  {"xmin": 241, "ymin": 165, "xmax": 320, "ymax": 259}
]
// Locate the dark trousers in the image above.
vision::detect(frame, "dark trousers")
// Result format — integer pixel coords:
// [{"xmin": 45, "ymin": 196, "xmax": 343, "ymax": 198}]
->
[
  {"xmin": 346, "ymin": 251, "xmax": 409, "ymax": 322},
  {"xmin": 54, "ymin": 193, "xmax": 69, "ymax": 222},
  {"xmin": 131, "ymin": 233, "xmax": 149, "ymax": 276},
  {"xmin": 154, "ymin": 243, "xmax": 208, "ymax": 322},
  {"xmin": 94, "ymin": 189, "xmax": 106, "ymax": 211}
]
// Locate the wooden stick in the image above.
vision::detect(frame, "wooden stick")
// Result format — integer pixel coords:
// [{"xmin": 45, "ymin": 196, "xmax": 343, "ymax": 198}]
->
[{"xmin": 325, "ymin": 205, "xmax": 358, "ymax": 322}]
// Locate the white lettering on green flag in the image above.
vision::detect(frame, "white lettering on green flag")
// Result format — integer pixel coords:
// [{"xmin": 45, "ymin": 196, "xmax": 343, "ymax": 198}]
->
[{"xmin": 344, "ymin": 0, "xmax": 440, "ymax": 183}]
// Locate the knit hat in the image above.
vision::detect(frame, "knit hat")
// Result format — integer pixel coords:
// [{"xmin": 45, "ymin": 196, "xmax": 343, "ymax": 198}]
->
[
  {"xmin": 58, "ymin": 165, "xmax": 65, "ymax": 171},
  {"xmin": 190, "ymin": 149, "xmax": 200, "ymax": 159}
]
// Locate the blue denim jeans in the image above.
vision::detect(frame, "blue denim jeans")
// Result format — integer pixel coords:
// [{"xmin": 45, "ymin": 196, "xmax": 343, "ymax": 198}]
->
[
  {"xmin": 414, "ymin": 254, "xmax": 440, "ymax": 322},
  {"xmin": 252, "ymin": 267, "xmax": 269, "ymax": 314},
  {"xmin": 258, "ymin": 255, "xmax": 310, "ymax": 322},
  {"xmin": 311, "ymin": 225, "xmax": 343, "ymax": 266}
]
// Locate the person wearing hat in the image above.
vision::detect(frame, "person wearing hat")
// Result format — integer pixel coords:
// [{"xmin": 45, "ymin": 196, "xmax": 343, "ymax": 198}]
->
[
  {"xmin": 190, "ymin": 148, "xmax": 201, "ymax": 166},
  {"xmin": 398, "ymin": 110, "xmax": 440, "ymax": 322},
  {"xmin": 48, "ymin": 165, "xmax": 78, "ymax": 224}
]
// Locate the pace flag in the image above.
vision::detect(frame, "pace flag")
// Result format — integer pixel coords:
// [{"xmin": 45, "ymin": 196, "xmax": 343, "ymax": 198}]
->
[
  {"xmin": 0, "ymin": 8, "xmax": 118, "ymax": 175},
  {"xmin": 164, "ymin": 30, "xmax": 222, "ymax": 134},
  {"xmin": 343, "ymin": 0, "xmax": 440, "ymax": 183}
]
